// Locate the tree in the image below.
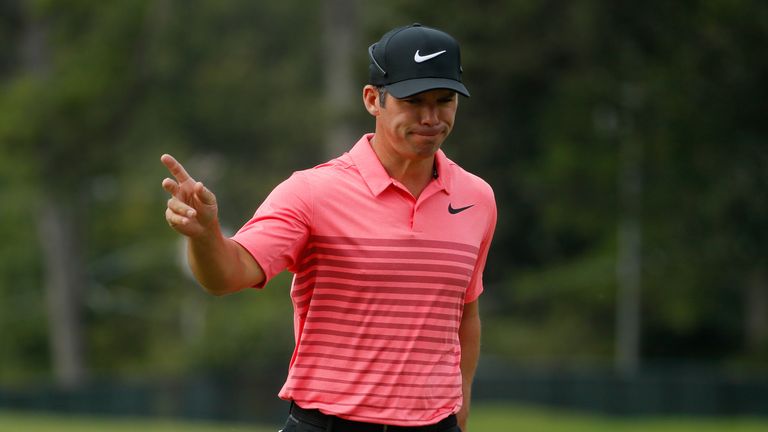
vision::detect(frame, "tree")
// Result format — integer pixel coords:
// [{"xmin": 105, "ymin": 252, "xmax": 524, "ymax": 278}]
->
[
  {"xmin": 322, "ymin": 0, "xmax": 360, "ymax": 159},
  {"xmin": 1, "ymin": 0, "xmax": 151, "ymax": 387}
]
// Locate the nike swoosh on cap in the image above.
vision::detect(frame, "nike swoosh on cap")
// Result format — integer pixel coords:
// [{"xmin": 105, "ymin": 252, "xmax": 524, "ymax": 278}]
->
[{"xmin": 414, "ymin": 49, "xmax": 447, "ymax": 63}]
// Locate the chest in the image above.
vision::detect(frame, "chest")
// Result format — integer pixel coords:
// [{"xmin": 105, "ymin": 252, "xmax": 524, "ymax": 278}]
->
[{"xmin": 311, "ymin": 181, "xmax": 487, "ymax": 250}]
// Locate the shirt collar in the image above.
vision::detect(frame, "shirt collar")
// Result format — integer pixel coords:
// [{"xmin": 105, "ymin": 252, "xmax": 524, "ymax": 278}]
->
[
  {"xmin": 433, "ymin": 146, "xmax": 453, "ymax": 195},
  {"xmin": 349, "ymin": 133, "xmax": 453, "ymax": 197}
]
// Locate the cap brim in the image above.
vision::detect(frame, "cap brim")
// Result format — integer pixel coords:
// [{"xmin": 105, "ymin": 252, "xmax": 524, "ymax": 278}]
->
[{"xmin": 385, "ymin": 78, "xmax": 470, "ymax": 98}]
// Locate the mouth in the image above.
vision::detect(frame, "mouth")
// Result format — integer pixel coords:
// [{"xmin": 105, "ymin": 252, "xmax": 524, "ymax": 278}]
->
[{"xmin": 410, "ymin": 127, "xmax": 444, "ymax": 137}]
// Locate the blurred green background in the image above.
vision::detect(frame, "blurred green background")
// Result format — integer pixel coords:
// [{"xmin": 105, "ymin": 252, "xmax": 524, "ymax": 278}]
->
[{"xmin": 1, "ymin": 0, "xmax": 767, "ymax": 429}]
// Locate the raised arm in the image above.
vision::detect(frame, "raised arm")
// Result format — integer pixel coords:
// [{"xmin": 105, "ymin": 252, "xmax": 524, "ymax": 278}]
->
[{"xmin": 161, "ymin": 154, "xmax": 264, "ymax": 295}]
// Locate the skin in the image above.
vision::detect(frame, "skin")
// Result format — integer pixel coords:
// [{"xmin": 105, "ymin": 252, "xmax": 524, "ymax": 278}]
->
[
  {"xmin": 361, "ymin": 85, "xmax": 458, "ymax": 198},
  {"xmin": 162, "ymin": 86, "xmax": 480, "ymax": 431},
  {"xmin": 160, "ymin": 154, "xmax": 264, "ymax": 295}
]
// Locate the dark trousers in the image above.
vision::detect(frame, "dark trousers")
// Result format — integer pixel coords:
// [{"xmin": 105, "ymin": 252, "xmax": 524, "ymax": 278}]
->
[{"xmin": 280, "ymin": 402, "xmax": 462, "ymax": 432}]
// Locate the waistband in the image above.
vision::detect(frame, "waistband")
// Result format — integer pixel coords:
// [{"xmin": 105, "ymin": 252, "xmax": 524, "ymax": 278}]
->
[{"xmin": 289, "ymin": 402, "xmax": 457, "ymax": 432}]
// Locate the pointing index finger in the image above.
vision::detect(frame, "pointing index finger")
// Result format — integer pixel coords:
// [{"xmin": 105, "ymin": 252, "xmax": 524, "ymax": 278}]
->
[{"xmin": 161, "ymin": 154, "xmax": 193, "ymax": 184}]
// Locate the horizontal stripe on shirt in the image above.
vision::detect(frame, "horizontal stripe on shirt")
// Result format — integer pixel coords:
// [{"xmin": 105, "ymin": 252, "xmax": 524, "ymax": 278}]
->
[{"xmin": 231, "ymin": 135, "xmax": 497, "ymax": 426}]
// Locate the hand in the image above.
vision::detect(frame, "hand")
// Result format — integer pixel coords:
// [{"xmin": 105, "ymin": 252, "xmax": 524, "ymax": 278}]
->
[{"xmin": 161, "ymin": 154, "xmax": 219, "ymax": 238}]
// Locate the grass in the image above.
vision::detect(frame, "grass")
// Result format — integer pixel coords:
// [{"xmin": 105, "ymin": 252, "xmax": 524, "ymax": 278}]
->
[
  {"xmin": 470, "ymin": 404, "xmax": 768, "ymax": 432},
  {"xmin": 0, "ymin": 412, "xmax": 269, "ymax": 432},
  {"xmin": 1, "ymin": 403, "xmax": 767, "ymax": 432}
]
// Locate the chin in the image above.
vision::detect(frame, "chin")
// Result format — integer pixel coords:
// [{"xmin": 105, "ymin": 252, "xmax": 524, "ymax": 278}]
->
[{"xmin": 410, "ymin": 140, "xmax": 443, "ymax": 158}]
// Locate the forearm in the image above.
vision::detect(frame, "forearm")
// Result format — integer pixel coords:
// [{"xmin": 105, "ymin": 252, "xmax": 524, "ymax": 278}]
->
[
  {"xmin": 457, "ymin": 301, "xmax": 481, "ymax": 431},
  {"xmin": 187, "ymin": 224, "xmax": 254, "ymax": 295}
]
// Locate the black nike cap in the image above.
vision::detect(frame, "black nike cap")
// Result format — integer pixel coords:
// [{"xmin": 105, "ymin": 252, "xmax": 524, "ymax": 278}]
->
[{"xmin": 368, "ymin": 23, "xmax": 470, "ymax": 98}]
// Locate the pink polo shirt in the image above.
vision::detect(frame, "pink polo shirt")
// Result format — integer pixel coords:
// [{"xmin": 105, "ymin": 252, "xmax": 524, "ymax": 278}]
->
[{"xmin": 232, "ymin": 134, "xmax": 496, "ymax": 426}]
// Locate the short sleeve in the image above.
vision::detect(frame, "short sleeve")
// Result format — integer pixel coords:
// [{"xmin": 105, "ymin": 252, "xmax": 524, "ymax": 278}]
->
[
  {"xmin": 464, "ymin": 187, "xmax": 497, "ymax": 303},
  {"xmin": 231, "ymin": 172, "xmax": 312, "ymax": 287}
]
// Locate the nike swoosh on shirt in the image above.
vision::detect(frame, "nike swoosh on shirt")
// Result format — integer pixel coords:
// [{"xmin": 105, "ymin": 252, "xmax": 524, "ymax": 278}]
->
[
  {"xmin": 414, "ymin": 49, "xmax": 447, "ymax": 63},
  {"xmin": 448, "ymin": 203, "xmax": 474, "ymax": 214}
]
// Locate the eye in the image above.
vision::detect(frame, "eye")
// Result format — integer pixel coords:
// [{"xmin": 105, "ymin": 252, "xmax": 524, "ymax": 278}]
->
[{"xmin": 438, "ymin": 93, "xmax": 456, "ymax": 104}]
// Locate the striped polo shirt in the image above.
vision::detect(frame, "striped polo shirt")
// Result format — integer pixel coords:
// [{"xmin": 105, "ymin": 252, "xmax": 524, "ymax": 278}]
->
[{"xmin": 232, "ymin": 133, "xmax": 496, "ymax": 426}]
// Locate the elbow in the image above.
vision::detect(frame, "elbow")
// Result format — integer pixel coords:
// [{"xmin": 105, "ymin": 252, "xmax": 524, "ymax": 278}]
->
[
  {"xmin": 201, "ymin": 282, "xmax": 240, "ymax": 297},
  {"xmin": 197, "ymin": 277, "xmax": 243, "ymax": 297},
  {"xmin": 189, "ymin": 263, "xmax": 242, "ymax": 296},
  {"xmin": 203, "ymin": 286, "xmax": 229, "ymax": 297}
]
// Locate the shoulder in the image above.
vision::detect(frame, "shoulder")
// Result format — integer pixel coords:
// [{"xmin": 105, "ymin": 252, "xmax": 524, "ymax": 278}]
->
[
  {"xmin": 259, "ymin": 153, "xmax": 356, "ymax": 219},
  {"xmin": 444, "ymin": 155, "xmax": 495, "ymax": 205},
  {"xmin": 291, "ymin": 152, "xmax": 357, "ymax": 187}
]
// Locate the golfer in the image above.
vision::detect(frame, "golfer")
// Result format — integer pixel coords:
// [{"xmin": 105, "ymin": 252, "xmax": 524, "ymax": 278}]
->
[{"xmin": 162, "ymin": 23, "xmax": 496, "ymax": 432}]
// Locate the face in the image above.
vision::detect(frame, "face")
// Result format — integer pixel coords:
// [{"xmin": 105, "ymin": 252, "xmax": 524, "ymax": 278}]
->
[{"xmin": 364, "ymin": 86, "xmax": 458, "ymax": 160}]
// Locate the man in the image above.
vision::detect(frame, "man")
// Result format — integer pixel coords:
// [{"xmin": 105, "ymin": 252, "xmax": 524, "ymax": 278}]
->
[{"xmin": 162, "ymin": 23, "xmax": 496, "ymax": 432}]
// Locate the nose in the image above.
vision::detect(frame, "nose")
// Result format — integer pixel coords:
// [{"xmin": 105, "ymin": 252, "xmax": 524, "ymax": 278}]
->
[{"xmin": 420, "ymin": 104, "xmax": 440, "ymax": 126}]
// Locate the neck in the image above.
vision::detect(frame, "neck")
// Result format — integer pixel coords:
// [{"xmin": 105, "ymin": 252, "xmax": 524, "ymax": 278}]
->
[{"xmin": 370, "ymin": 135, "xmax": 435, "ymax": 198}]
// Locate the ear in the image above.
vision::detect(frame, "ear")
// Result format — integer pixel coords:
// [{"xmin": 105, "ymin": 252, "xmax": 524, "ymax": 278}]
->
[{"xmin": 362, "ymin": 85, "xmax": 381, "ymax": 116}]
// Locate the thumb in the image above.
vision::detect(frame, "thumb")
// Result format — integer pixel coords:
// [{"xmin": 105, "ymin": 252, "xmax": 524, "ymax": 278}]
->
[{"xmin": 195, "ymin": 182, "xmax": 217, "ymax": 205}]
